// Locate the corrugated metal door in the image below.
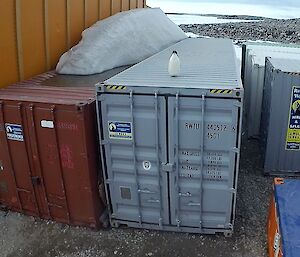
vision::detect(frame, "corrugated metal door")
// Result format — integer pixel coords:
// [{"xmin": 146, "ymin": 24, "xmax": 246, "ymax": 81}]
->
[
  {"xmin": 168, "ymin": 96, "xmax": 240, "ymax": 229},
  {"xmin": 100, "ymin": 94, "xmax": 169, "ymax": 225},
  {"xmin": 0, "ymin": 103, "xmax": 40, "ymax": 216},
  {"xmin": 27, "ymin": 106, "xmax": 72, "ymax": 222}
]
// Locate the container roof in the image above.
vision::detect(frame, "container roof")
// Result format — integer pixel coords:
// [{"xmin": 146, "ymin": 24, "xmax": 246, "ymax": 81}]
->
[
  {"xmin": 105, "ymin": 38, "xmax": 242, "ymax": 90},
  {"xmin": 268, "ymin": 57, "xmax": 300, "ymax": 73},
  {"xmin": 246, "ymin": 41, "xmax": 300, "ymax": 67}
]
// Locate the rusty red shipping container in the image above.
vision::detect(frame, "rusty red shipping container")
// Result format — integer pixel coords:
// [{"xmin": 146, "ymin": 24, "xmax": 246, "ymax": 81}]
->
[{"xmin": 0, "ymin": 74, "xmax": 108, "ymax": 229}]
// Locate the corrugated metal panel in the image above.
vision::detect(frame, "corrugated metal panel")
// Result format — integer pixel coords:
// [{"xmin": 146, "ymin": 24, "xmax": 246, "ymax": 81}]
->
[
  {"xmin": 261, "ymin": 58, "xmax": 300, "ymax": 175},
  {"xmin": 242, "ymin": 42, "xmax": 300, "ymax": 138},
  {"xmin": 0, "ymin": 84, "xmax": 105, "ymax": 228},
  {"xmin": 267, "ymin": 58, "xmax": 300, "ymax": 73},
  {"xmin": 0, "ymin": 0, "xmax": 145, "ymax": 87},
  {"xmin": 0, "ymin": 66, "xmax": 133, "ymax": 227},
  {"xmin": 97, "ymin": 38, "xmax": 243, "ymax": 235},
  {"xmin": 105, "ymin": 38, "xmax": 242, "ymax": 89}
]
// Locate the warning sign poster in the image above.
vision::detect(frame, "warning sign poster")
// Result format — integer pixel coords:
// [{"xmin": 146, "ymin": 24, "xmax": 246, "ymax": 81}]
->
[{"xmin": 286, "ymin": 87, "xmax": 300, "ymax": 150}]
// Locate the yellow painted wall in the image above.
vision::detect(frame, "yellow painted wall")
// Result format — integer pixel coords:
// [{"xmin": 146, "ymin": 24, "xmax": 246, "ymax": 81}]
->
[{"xmin": 0, "ymin": 0, "xmax": 145, "ymax": 87}]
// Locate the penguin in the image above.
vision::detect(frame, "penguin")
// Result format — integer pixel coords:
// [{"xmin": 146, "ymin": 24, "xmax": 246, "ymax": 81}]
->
[{"xmin": 168, "ymin": 50, "xmax": 180, "ymax": 77}]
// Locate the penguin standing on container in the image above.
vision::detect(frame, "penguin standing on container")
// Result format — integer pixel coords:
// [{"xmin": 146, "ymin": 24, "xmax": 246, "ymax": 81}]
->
[{"xmin": 168, "ymin": 50, "xmax": 180, "ymax": 77}]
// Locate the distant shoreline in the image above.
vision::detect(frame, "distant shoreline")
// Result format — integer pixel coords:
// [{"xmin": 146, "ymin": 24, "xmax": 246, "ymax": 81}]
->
[{"xmin": 167, "ymin": 12, "xmax": 267, "ymax": 21}]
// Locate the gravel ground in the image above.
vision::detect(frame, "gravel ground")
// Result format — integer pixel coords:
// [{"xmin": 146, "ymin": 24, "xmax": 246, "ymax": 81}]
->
[
  {"xmin": 180, "ymin": 18, "xmax": 300, "ymax": 44},
  {"xmin": 0, "ymin": 139, "xmax": 273, "ymax": 257}
]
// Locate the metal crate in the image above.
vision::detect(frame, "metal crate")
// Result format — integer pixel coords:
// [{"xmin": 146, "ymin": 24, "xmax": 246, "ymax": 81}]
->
[
  {"xmin": 242, "ymin": 42, "xmax": 300, "ymax": 138},
  {"xmin": 261, "ymin": 57, "xmax": 300, "ymax": 175},
  {"xmin": 96, "ymin": 38, "xmax": 243, "ymax": 235}
]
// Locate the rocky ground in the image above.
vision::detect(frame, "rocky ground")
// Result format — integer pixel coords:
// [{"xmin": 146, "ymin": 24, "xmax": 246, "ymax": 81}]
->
[
  {"xmin": 0, "ymin": 140, "xmax": 273, "ymax": 257},
  {"xmin": 180, "ymin": 17, "xmax": 300, "ymax": 44}
]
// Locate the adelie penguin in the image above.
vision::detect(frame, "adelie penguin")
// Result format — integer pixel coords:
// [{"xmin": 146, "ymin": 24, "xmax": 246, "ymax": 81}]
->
[{"xmin": 168, "ymin": 50, "xmax": 180, "ymax": 77}]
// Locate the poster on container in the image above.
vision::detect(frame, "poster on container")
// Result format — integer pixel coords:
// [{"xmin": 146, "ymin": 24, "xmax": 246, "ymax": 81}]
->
[{"xmin": 286, "ymin": 87, "xmax": 300, "ymax": 150}]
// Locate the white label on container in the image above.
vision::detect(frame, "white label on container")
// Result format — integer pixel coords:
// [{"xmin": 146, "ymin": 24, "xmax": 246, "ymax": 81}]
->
[
  {"xmin": 41, "ymin": 120, "xmax": 54, "ymax": 129},
  {"xmin": 143, "ymin": 161, "xmax": 151, "ymax": 171}
]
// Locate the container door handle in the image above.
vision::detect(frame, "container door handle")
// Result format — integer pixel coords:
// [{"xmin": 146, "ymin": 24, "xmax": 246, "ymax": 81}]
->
[
  {"xmin": 138, "ymin": 189, "xmax": 156, "ymax": 194},
  {"xmin": 188, "ymin": 202, "xmax": 201, "ymax": 206},
  {"xmin": 31, "ymin": 176, "xmax": 41, "ymax": 186}
]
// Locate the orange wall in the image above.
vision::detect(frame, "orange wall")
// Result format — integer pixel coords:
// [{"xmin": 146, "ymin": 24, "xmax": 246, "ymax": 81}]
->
[{"xmin": 0, "ymin": 0, "xmax": 145, "ymax": 87}]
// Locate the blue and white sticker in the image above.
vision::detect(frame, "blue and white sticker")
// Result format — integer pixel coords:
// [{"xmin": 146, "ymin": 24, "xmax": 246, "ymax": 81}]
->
[
  {"xmin": 5, "ymin": 123, "xmax": 24, "ymax": 142},
  {"xmin": 108, "ymin": 121, "xmax": 132, "ymax": 140}
]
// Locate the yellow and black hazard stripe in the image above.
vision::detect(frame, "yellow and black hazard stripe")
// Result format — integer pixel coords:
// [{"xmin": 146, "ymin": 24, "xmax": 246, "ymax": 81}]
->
[
  {"xmin": 106, "ymin": 85, "xmax": 127, "ymax": 90},
  {"xmin": 210, "ymin": 89, "xmax": 233, "ymax": 94}
]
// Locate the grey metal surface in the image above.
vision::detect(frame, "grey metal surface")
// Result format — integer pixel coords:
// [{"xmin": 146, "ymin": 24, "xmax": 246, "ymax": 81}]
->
[
  {"xmin": 168, "ymin": 97, "xmax": 240, "ymax": 229},
  {"xmin": 105, "ymin": 38, "xmax": 242, "ymax": 90},
  {"xmin": 242, "ymin": 42, "xmax": 300, "ymax": 138},
  {"xmin": 42, "ymin": 66, "xmax": 132, "ymax": 87},
  {"xmin": 97, "ymin": 38, "xmax": 243, "ymax": 234},
  {"xmin": 100, "ymin": 94, "xmax": 169, "ymax": 225},
  {"xmin": 261, "ymin": 57, "xmax": 300, "ymax": 175}
]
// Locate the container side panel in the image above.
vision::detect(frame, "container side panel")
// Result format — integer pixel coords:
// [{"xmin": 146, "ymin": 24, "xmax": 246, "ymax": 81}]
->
[
  {"xmin": 100, "ymin": 0, "xmax": 111, "ymax": 19},
  {"xmin": 69, "ymin": 0, "xmax": 85, "ymax": 46},
  {"xmin": 20, "ymin": 0, "xmax": 46, "ymax": 79},
  {"xmin": 129, "ymin": 0, "xmax": 137, "ymax": 9},
  {"xmin": 0, "ymin": 0, "xmax": 19, "ymax": 87},
  {"xmin": 137, "ymin": 0, "xmax": 144, "ymax": 8},
  {"xmin": 264, "ymin": 68, "xmax": 300, "ymax": 174},
  {"xmin": 121, "ymin": 0, "xmax": 130, "ymax": 11},
  {"xmin": 112, "ymin": 0, "xmax": 122, "ymax": 14},
  {"xmin": 48, "ymin": 0, "xmax": 68, "ymax": 69},
  {"xmin": 101, "ymin": 94, "xmax": 169, "ymax": 225},
  {"xmin": 168, "ymin": 97, "xmax": 239, "ymax": 229},
  {"xmin": 85, "ymin": 0, "xmax": 100, "ymax": 27},
  {"xmin": 1, "ymin": 104, "xmax": 38, "ymax": 215}
]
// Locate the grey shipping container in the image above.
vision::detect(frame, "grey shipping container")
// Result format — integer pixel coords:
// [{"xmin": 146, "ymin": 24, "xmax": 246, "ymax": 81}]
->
[
  {"xmin": 96, "ymin": 38, "xmax": 243, "ymax": 235},
  {"xmin": 242, "ymin": 42, "xmax": 300, "ymax": 138},
  {"xmin": 261, "ymin": 57, "xmax": 300, "ymax": 175}
]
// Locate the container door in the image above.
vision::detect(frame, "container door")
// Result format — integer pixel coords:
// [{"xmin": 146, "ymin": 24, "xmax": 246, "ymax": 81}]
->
[
  {"xmin": 101, "ymin": 93, "xmax": 169, "ymax": 226},
  {"xmin": 26, "ymin": 106, "xmax": 72, "ymax": 223},
  {"xmin": 168, "ymin": 96, "xmax": 240, "ymax": 229},
  {"xmin": 0, "ymin": 103, "xmax": 39, "ymax": 216}
]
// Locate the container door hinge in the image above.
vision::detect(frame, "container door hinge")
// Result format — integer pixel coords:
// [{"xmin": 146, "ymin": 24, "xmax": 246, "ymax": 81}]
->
[
  {"xmin": 161, "ymin": 163, "xmax": 173, "ymax": 172},
  {"xmin": 234, "ymin": 102, "xmax": 243, "ymax": 108},
  {"xmin": 100, "ymin": 139, "xmax": 108, "ymax": 145},
  {"xmin": 229, "ymin": 188, "xmax": 236, "ymax": 194},
  {"xmin": 232, "ymin": 147, "xmax": 239, "ymax": 153},
  {"xmin": 158, "ymin": 217, "xmax": 163, "ymax": 228},
  {"xmin": 227, "ymin": 223, "xmax": 233, "ymax": 229}
]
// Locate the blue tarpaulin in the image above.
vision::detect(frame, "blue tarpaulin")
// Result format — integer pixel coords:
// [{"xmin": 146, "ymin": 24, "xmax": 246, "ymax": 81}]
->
[{"xmin": 275, "ymin": 179, "xmax": 300, "ymax": 257}]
